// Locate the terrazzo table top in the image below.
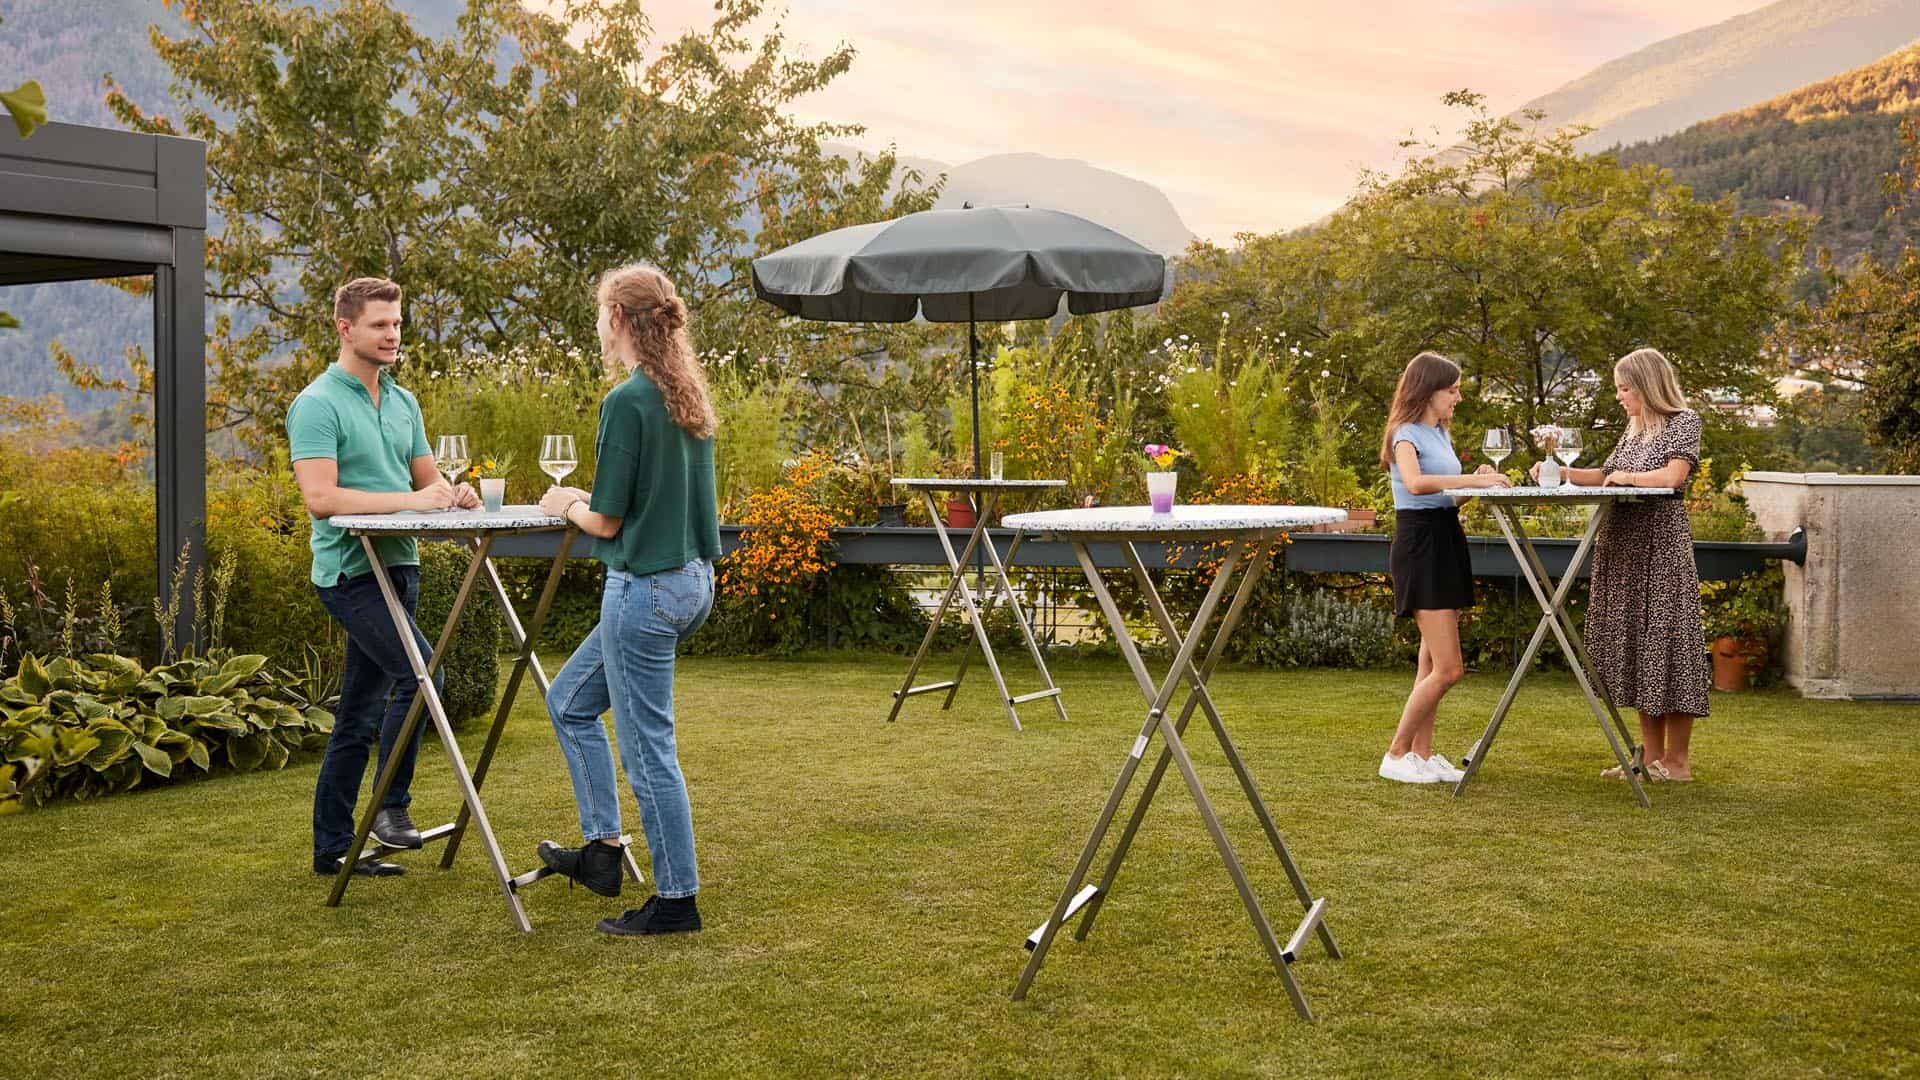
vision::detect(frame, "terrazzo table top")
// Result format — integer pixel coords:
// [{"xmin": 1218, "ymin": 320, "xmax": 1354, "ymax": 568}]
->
[
  {"xmin": 1003, "ymin": 504, "xmax": 1346, "ymax": 542},
  {"xmin": 329, "ymin": 506, "xmax": 568, "ymax": 535}
]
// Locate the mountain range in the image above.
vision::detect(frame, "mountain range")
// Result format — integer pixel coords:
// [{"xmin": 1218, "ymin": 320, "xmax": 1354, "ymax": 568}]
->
[
  {"xmin": 1515, "ymin": 0, "xmax": 1920, "ymax": 152},
  {"xmin": 1614, "ymin": 41, "xmax": 1920, "ymax": 265},
  {"xmin": 6, "ymin": 0, "xmax": 1920, "ymax": 410}
]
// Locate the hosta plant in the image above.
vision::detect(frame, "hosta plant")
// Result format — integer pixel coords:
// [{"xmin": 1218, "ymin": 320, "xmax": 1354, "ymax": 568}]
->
[{"xmin": 0, "ymin": 650, "xmax": 334, "ymax": 813}]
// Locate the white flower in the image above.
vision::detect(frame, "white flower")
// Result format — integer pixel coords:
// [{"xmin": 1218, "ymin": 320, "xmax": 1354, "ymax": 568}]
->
[{"xmin": 1320, "ymin": 369, "xmax": 1332, "ymax": 378}]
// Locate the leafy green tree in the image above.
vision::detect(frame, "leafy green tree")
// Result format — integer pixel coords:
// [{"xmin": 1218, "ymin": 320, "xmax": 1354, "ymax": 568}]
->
[
  {"xmin": 1787, "ymin": 117, "xmax": 1920, "ymax": 472},
  {"xmin": 2, "ymin": 14, "xmax": 49, "ymax": 332},
  {"xmin": 1160, "ymin": 91, "xmax": 1809, "ymax": 473},
  {"xmin": 100, "ymin": 0, "xmax": 936, "ymax": 447}
]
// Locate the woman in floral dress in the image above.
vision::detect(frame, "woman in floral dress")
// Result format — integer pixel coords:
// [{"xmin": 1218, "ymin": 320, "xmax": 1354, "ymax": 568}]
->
[{"xmin": 1533, "ymin": 348, "xmax": 1711, "ymax": 781}]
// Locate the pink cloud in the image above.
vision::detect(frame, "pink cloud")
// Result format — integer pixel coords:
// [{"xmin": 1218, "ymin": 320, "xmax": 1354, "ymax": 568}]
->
[{"xmin": 528, "ymin": 0, "xmax": 1776, "ymax": 240}]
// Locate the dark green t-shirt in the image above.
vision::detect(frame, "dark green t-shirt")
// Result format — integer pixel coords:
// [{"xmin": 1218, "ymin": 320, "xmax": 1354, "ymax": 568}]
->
[{"xmin": 588, "ymin": 370, "xmax": 721, "ymax": 575}]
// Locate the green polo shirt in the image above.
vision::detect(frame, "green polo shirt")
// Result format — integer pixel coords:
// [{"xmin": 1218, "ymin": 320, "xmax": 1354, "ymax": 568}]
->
[
  {"xmin": 589, "ymin": 371, "xmax": 722, "ymax": 576},
  {"xmin": 287, "ymin": 364, "xmax": 432, "ymax": 587}
]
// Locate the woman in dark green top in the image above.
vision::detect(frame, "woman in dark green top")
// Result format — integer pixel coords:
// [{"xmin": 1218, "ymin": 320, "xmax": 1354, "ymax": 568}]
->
[{"xmin": 533, "ymin": 264, "xmax": 722, "ymax": 936}]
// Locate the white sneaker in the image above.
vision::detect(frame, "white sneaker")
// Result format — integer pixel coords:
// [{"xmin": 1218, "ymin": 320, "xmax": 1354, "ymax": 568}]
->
[
  {"xmin": 1379, "ymin": 751, "xmax": 1439, "ymax": 784},
  {"xmin": 1420, "ymin": 753, "xmax": 1466, "ymax": 783}
]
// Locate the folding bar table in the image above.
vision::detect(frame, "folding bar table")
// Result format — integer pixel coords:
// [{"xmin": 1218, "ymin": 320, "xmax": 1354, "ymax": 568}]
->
[
  {"xmin": 1000, "ymin": 504, "xmax": 1347, "ymax": 1020},
  {"xmin": 1449, "ymin": 485, "xmax": 1676, "ymax": 810},
  {"xmin": 886, "ymin": 478, "xmax": 1069, "ymax": 731},
  {"xmin": 321, "ymin": 507, "xmax": 645, "ymax": 931}
]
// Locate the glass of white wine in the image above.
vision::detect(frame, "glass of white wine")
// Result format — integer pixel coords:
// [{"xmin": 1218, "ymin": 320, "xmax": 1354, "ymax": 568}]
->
[
  {"xmin": 1555, "ymin": 427, "xmax": 1582, "ymax": 487},
  {"xmin": 539, "ymin": 435, "xmax": 577, "ymax": 486},
  {"xmin": 1482, "ymin": 428, "xmax": 1511, "ymax": 471},
  {"xmin": 434, "ymin": 434, "xmax": 468, "ymax": 510}
]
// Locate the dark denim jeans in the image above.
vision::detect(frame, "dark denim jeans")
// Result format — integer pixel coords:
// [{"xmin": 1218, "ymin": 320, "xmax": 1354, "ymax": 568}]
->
[{"xmin": 311, "ymin": 565, "xmax": 440, "ymax": 859}]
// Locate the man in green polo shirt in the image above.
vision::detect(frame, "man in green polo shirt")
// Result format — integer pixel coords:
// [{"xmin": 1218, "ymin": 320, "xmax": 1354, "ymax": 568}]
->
[{"xmin": 288, "ymin": 277, "xmax": 477, "ymax": 879}]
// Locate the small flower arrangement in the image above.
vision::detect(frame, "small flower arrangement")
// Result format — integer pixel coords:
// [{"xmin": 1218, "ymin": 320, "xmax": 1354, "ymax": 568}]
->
[
  {"xmin": 1144, "ymin": 443, "xmax": 1184, "ymax": 470},
  {"xmin": 466, "ymin": 451, "xmax": 516, "ymax": 483}
]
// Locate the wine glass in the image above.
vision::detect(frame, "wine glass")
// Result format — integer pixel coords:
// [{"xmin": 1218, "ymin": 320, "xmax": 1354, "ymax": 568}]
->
[
  {"xmin": 1555, "ymin": 427, "xmax": 1583, "ymax": 487},
  {"xmin": 1482, "ymin": 428, "xmax": 1511, "ymax": 470},
  {"xmin": 539, "ymin": 435, "xmax": 578, "ymax": 485},
  {"xmin": 434, "ymin": 434, "xmax": 469, "ymax": 507}
]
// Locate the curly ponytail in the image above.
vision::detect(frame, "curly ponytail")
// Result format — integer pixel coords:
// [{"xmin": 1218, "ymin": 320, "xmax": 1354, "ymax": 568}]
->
[{"xmin": 597, "ymin": 264, "xmax": 717, "ymax": 439}]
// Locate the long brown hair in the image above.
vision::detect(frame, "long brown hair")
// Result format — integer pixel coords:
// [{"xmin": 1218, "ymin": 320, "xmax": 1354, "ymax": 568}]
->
[
  {"xmin": 598, "ymin": 264, "xmax": 718, "ymax": 439},
  {"xmin": 1378, "ymin": 351, "xmax": 1461, "ymax": 468}
]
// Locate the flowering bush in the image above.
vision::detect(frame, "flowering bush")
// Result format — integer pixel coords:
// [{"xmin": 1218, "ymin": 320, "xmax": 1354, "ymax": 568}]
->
[{"xmin": 719, "ymin": 452, "xmax": 843, "ymax": 615}]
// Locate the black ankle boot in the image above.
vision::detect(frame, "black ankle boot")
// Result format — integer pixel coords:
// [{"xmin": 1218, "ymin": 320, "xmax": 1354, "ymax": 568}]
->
[
  {"xmin": 597, "ymin": 894, "xmax": 702, "ymax": 936},
  {"xmin": 536, "ymin": 839, "xmax": 623, "ymax": 898}
]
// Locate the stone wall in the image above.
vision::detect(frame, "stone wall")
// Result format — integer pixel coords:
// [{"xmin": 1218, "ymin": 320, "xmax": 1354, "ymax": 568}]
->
[{"xmin": 1742, "ymin": 472, "xmax": 1920, "ymax": 700}]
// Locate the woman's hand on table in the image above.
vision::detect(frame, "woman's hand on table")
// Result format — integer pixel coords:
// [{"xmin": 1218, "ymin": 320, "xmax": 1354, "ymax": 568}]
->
[
  {"xmin": 1600, "ymin": 471, "xmax": 1637, "ymax": 487},
  {"xmin": 451, "ymin": 482, "xmax": 480, "ymax": 509},
  {"xmin": 539, "ymin": 486, "xmax": 587, "ymax": 519},
  {"xmin": 1474, "ymin": 466, "xmax": 1513, "ymax": 488}
]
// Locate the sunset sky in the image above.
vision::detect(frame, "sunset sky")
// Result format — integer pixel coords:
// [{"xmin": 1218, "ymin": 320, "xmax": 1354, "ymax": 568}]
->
[{"xmin": 559, "ymin": 0, "xmax": 1778, "ymax": 241}]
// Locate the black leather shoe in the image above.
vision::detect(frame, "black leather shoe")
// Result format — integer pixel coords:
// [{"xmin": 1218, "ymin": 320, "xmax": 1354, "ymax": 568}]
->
[
  {"xmin": 372, "ymin": 807, "xmax": 423, "ymax": 850},
  {"xmin": 597, "ymin": 895, "xmax": 701, "ymax": 936},
  {"xmin": 537, "ymin": 839, "xmax": 623, "ymax": 898},
  {"xmin": 313, "ymin": 854, "xmax": 406, "ymax": 877}
]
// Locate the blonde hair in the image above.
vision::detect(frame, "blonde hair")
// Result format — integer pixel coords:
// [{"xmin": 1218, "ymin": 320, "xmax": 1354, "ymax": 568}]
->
[
  {"xmin": 1379, "ymin": 351, "xmax": 1461, "ymax": 468},
  {"xmin": 597, "ymin": 264, "xmax": 717, "ymax": 439},
  {"xmin": 1615, "ymin": 347, "xmax": 1689, "ymax": 439}
]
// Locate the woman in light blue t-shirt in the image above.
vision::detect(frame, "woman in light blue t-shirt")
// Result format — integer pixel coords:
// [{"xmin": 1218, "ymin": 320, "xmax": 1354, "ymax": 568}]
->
[{"xmin": 1377, "ymin": 352, "xmax": 1511, "ymax": 786}]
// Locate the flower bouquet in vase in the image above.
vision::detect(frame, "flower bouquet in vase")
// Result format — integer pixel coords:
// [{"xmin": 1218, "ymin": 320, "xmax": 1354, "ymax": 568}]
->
[
  {"xmin": 468, "ymin": 452, "xmax": 517, "ymax": 512},
  {"xmin": 1144, "ymin": 443, "xmax": 1184, "ymax": 513}
]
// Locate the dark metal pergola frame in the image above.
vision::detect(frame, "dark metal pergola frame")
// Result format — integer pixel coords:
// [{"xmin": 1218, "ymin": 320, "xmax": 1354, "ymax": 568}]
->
[{"xmin": 1, "ymin": 121, "xmax": 206, "ymax": 643}]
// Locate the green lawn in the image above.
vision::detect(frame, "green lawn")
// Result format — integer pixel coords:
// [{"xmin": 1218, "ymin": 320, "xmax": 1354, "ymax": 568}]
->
[{"xmin": 3, "ymin": 655, "xmax": 1917, "ymax": 1077}]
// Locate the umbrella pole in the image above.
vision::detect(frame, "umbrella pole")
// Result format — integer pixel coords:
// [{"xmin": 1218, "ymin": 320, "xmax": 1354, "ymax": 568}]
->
[{"xmin": 969, "ymin": 295, "xmax": 982, "ymax": 480}]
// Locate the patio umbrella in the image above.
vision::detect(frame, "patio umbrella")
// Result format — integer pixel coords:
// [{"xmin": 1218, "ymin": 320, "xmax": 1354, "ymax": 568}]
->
[{"xmin": 750, "ymin": 206, "xmax": 1166, "ymax": 478}]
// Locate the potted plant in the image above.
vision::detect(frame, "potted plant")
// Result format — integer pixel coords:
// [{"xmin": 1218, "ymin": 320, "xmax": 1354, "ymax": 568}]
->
[
  {"xmin": 467, "ymin": 451, "xmax": 516, "ymax": 512},
  {"xmin": 945, "ymin": 493, "xmax": 976, "ymax": 529},
  {"xmin": 1143, "ymin": 443, "xmax": 1184, "ymax": 513},
  {"xmin": 1701, "ymin": 569, "xmax": 1785, "ymax": 692}
]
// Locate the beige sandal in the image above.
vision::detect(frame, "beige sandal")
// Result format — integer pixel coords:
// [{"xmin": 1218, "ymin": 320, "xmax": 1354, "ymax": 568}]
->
[
  {"xmin": 1602, "ymin": 759, "xmax": 1657, "ymax": 781},
  {"xmin": 1645, "ymin": 760, "xmax": 1673, "ymax": 783}
]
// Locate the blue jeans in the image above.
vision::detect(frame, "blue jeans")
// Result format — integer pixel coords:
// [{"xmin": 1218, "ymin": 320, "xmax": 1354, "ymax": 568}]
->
[
  {"xmin": 545, "ymin": 560, "xmax": 713, "ymax": 898},
  {"xmin": 312, "ymin": 565, "xmax": 441, "ymax": 859}
]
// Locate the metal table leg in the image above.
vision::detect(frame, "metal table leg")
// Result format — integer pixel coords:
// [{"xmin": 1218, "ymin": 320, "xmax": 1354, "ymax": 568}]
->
[
  {"xmin": 1013, "ymin": 534, "xmax": 1337, "ymax": 1019},
  {"xmin": 886, "ymin": 490, "xmax": 1062, "ymax": 730},
  {"xmin": 325, "ymin": 536, "xmax": 534, "ymax": 932},
  {"xmin": 1453, "ymin": 502, "xmax": 1650, "ymax": 808}
]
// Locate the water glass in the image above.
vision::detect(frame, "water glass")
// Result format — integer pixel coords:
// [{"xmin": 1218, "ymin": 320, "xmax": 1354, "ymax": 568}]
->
[{"xmin": 989, "ymin": 451, "xmax": 1005, "ymax": 481}]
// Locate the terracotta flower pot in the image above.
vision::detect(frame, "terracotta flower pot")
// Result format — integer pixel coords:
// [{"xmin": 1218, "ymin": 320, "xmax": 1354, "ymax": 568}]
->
[
  {"xmin": 1711, "ymin": 635, "xmax": 1751, "ymax": 692},
  {"xmin": 945, "ymin": 496, "xmax": 976, "ymax": 529}
]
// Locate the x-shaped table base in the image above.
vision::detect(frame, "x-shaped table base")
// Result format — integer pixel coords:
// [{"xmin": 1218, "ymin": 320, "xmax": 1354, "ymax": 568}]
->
[
  {"xmin": 1452, "ymin": 496, "xmax": 1652, "ymax": 808},
  {"xmin": 324, "ymin": 523, "xmax": 645, "ymax": 930},
  {"xmin": 887, "ymin": 481, "xmax": 1068, "ymax": 731},
  {"xmin": 1013, "ymin": 533, "xmax": 1341, "ymax": 1019}
]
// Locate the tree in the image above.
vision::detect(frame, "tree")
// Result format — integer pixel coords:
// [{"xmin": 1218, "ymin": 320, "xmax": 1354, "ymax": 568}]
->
[
  {"xmin": 1787, "ymin": 116, "xmax": 1920, "ymax": 472},
  {"xmin": 2, "ymin": 13, "xmax": 49, "ymax": 331},
  {"xmin": 101, "ymin": 0, "xmax": 937, "ymax": 447},
  {"xmin": 1159, "ymin": 92, "xmax": 1809, "ymax": 473}
]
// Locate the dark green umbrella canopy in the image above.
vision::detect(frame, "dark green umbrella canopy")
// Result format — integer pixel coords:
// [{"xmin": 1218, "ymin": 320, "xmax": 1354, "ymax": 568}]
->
[
  {"xmin": 750, "ymin": 206, "xmax": 1165, "ymax": 322},
  {"xmin": 750, "ymin": 206, "xmax": 1166, "ymax": 477}
]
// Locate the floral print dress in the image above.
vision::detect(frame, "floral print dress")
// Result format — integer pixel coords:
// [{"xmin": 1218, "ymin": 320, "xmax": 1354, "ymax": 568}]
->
[{"xmin": 1584, "ymin": 409, "xmax": 1712, "ymax": 719}]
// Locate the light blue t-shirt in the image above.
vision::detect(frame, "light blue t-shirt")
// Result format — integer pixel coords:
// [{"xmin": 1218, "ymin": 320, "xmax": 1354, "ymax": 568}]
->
[{"xmin": 1388, "ymin": 423, "xmax": 1462, "ymax": 510}]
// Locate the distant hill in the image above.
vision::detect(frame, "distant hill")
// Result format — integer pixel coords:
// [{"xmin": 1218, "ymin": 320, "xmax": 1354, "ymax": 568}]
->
[
  {"xmin": 1517, "ymin": 0, "xmax": 1920, "ymax": 151},
  {"xmin": 1614, "ymin": 43, "xmax": 1920, "ymax": 265},
  {"xmin": 823, "ymin": 145, "xmax": 1196, "ymax": 257}
]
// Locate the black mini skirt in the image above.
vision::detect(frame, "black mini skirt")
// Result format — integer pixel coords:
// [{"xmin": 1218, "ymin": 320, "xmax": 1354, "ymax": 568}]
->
[{"xmin": 1389, "ymin": 506, "xmax": 1475, "ymax": 616}]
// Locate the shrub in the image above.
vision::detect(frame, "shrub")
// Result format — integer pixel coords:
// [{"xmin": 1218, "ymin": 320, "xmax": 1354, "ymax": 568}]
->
[
  {"xmin": 416, "ymin": 542, "xmax": 504, "ymax": 730},
  {"xmin": 0, "ymin": 650, "xmax": 334, "ymax": 813},
  {"xmin": 1251, "ymin": 589, "xmax": 1400, "ymax": 669}
]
